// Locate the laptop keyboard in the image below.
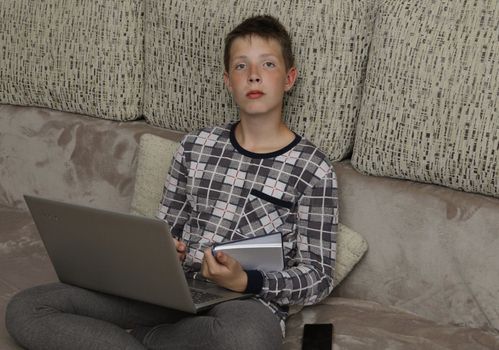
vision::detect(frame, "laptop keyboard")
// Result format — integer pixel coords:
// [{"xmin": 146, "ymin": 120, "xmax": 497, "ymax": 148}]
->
[{"xmin": 190, "ymin": 289, "xmax": 223, "ymax": 304}]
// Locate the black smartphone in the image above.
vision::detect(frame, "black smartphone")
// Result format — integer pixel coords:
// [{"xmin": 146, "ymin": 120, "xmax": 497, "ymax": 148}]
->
[{"xmin": 301, "ymin": 323, "xmax": 334, "ymax": 350}]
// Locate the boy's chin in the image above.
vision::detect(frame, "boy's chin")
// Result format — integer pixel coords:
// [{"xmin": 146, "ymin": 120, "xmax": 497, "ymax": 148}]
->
[
  {"xmin": 239, "ymin": 106, "xmax": 281, "ymax": 119},
  {"xmin": 240, "ymin": 111, "xmax": 275, "ymax": 120}
]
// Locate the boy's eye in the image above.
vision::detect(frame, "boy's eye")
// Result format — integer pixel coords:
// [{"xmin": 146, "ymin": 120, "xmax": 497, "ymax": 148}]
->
[
  {"xmin": 234, "ymin": 63, "xmax": 246, "ymax": 70},
  {"xmin": 264, "ymin": 61, "xmax": 276, "ymax": 68}
]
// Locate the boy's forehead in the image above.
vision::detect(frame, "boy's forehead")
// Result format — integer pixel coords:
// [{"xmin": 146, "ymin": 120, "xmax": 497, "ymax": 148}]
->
[{"xmin": 229, "ymin": 35, "xmax": 284, "ymax": 59}]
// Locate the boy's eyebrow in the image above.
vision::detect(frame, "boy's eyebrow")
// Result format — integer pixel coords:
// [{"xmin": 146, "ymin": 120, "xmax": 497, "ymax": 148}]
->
[
  {"xmin": 231, "ymin": 53, "xmax": 279, "ymax": 61},
  {"xmin": 260, "ymin": 53, "xmax": 279, "ymax": 59}
]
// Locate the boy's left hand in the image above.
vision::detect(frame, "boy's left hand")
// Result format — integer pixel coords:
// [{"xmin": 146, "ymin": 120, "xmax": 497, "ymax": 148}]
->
[{"xmin": 201, "ymin": 248, "xmax": 248, "ymax": 292}]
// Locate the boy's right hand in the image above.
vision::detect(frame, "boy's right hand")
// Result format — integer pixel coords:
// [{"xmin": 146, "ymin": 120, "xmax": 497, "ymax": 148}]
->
[{"xmin": 173, "ymin": 238, "xmax": 187, "ymax": 262}]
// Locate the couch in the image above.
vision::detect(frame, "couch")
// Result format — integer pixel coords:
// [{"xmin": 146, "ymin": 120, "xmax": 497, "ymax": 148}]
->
[{"xmin": 1, "ymin": 0, "xmax": 498, "ymax": 349}]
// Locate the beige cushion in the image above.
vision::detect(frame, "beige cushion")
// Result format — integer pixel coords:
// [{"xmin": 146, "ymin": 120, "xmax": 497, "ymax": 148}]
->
[
  {"xmin": 130, "ymin": 134, "xmax": 179, "ymax": 218},
  {"xmin": 144, "ymin": 0, "xmax": 375, "ymax": 161},
  {"xmin": 130, "ymin": 133, "xmax": 368, "ymax": 287},
  {"xmin": 0, "ymin": 0, "xmax": 144, "ymax": 121},
  {"xmin": 334, "ymin": 223, "xmax": 368, "ymax": 287},
  {"xmin": 352, "ymin": 1, "xmax": 499, "ymax": 197}
]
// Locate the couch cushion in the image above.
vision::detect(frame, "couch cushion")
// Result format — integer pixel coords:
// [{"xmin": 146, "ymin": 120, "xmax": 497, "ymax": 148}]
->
[
  {"xmin": 334, "ymin": 224, "xmax": 368, "ymax": 287},
  {"xmin": 333, "ymin": 160, "xmax": 499, "ymax": 333},
  {"xmin": 144, "ymin": 0, "xmax": 375, "ymax": 161},
  {"xmin": 352, "ymin": 0, "xmax": 499, "ymax": 197},
  {"xmin": 283, "ymin": 297, "xmax": 499, "ymax": 349},
  {"xmin": 0, "ymin": 104, "xmax": 183, "ymax": 210},
  {"xmin": 130, "ymin": 133, "xmax": 368, "ymax": 287},
  {"xmin": 130, "ymin": 134, "xmax": 179, "ymax": 218},
  {"xmin": 0, "ymin": 0, "xmax": 144, "ymax": 120}
]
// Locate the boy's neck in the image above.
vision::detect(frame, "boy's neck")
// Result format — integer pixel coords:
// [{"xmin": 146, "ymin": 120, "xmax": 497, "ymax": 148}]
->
[{"xmin": 235, "ymin": 116, "xmax": 295, "ymax": 154}]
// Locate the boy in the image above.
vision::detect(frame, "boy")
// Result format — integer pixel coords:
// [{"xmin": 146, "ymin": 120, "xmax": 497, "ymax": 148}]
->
[
  {"xmin": 159, "ymin": 14, "xmax": 338, "ymax": 346},
  {"xmin": 6, "ymin": 15, "xmax": 337, "ymax": 350}
]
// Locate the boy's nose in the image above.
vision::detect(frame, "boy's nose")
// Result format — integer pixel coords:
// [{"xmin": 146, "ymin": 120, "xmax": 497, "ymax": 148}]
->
[
  {"xmin": 249, "ymin": 76, "xmax": 261, "ymax": 83},
  {"xmin": 248, "ymin": 65, "xmax": 262, "ymax": 83}
]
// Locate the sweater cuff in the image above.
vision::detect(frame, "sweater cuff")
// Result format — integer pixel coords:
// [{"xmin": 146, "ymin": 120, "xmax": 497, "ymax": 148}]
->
[{"xmin": 244, "ymin": 270, "xmax": 264, "ymax": 294}]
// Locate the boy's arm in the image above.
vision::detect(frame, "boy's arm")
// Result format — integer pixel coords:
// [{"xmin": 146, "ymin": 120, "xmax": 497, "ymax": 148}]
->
[
  {"xmin": 157, "ymin": 139, "xmax": 191, "ymax": 238},
  {"xmin": 250, "ymin": 167, "xmax": 338, "ymax": 305}
]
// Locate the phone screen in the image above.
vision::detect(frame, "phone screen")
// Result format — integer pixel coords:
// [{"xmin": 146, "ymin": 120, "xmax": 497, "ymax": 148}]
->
[{"xmin": 302, "ymin": 323, "xmax": 333, "ymax": 350}]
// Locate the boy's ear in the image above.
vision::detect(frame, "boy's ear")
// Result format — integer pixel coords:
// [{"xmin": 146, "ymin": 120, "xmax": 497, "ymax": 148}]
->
[
  {"xmin": 284, "ymin": 67, "xmax": 298, "ymax": 92},
  {"xmin": 223, "ymin": 71, "xmax": 233, "ymax": 93}
]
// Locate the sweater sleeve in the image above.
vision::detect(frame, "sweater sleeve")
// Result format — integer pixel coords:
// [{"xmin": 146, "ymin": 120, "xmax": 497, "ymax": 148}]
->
[
  {"xmin": 257, "ymin": 166, "xmax": 338, "ymax": 306},
  {"xmin": 157, "ymin": 137, "xmax": 191, "ymax": 238}
]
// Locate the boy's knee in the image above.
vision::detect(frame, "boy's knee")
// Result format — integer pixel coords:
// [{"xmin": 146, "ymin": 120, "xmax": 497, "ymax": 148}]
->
[
  {"xmin": 210, "ymin": 303, "xmax": 282, "ymax": 350},
  {"xmin": 211, "ymin": 325, "xmax": 282, "ymax": 350},
  {"xmin": 5, "ymin": 289, "xmax": 33, "ymax": 341},
  {"xmin": 5, "ymin": 284, "xmax": 59, "ymax": 340},
  {"xmin": 6, "ymin": 288, "xmax": 32, "ymax": 319}
]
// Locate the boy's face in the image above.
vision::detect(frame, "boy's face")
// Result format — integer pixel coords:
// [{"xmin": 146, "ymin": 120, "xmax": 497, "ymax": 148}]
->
[{"xmin": 224, "ymin": 35, "xmax": 297, "ymax": 119}]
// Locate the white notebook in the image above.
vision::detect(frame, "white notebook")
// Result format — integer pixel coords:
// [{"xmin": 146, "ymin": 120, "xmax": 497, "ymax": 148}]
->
[{"xmin": 212, "ymin": 233, "xmax": 284, "ymax": 272}]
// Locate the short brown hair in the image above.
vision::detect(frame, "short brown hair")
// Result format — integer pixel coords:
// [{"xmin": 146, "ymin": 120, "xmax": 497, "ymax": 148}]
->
[{"xmin": 224, "ymin": 15, "xmax": 294, "ymax": 72}]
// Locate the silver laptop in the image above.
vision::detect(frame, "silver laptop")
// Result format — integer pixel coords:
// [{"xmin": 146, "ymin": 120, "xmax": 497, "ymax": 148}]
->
[{"xmin": 24, "ymin": 195, "xmax": 250, "ymax": 313}]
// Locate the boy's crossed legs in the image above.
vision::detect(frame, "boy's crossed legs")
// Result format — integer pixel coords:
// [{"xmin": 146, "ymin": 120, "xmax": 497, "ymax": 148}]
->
[{"xmin": 6, "ymin": 283, "xmax": 282, "ymax": 350}]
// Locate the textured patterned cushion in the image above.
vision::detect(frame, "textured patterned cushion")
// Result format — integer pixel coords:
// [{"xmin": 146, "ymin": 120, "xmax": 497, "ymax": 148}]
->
[
  {"xmin": 352, "ymin": 0, "xmax": 499, "ymax": 197},
  {"xmin": 334, "ymin": 224, "xmax": 367, "ymax": 287},
  {"xmin": 130, "ymin": 134, "xmax": 179, "ymax": 218},
  {"xmin": 144, "ymin": 0, "xmax": 374, "ymax": 161},
  {"xmin": 0, "ymin": 0, "xmax": 144, "ymax": 121},
  {"xmin": 130, "ymin": 133, "xmax": 367, "ymax": 286}
]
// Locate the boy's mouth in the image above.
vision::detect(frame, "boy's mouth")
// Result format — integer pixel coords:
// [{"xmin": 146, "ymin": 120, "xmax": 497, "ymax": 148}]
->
[{"xmin": 246, "ymin": 90, "xmax": 264, "ymax": 99}]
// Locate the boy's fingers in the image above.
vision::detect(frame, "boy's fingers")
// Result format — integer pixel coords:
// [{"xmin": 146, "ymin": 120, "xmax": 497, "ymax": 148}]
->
[
  {"xmin": 216, "ymin": 252, "xmax": 237, "ymax": 270},
  {"xmin": 203, "ymin": 248, "xmax": 219, "ymax": 275},
  {"xmin": 173, "ymin": 238, "xmax": 186, "ymax": 252},
  {"xmin": 201, "ymin": 251, "xmax": 210, "ymax": 276},
  {"xmin": 204, "ymin": 247, "xmax": 214, "ymax": 260},
  {"xmin": 215, "ymin": 252, "xmax": 227, "ymax": 264},
  {"xmin": 172, "ymin": 239, "xmax": 186, "ymax": 262},
  {"xmin": 178, "ymin": 241, "xmax": 186, "ymax": 252}
]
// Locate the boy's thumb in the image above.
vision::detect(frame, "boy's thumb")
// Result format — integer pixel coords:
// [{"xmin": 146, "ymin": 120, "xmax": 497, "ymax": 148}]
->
[{"xmin": 216, "ymin": 252, "xmax": 227, "ymax": 264}]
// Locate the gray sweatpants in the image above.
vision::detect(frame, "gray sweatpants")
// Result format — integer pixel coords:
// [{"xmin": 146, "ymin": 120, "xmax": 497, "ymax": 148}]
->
[{"xmin": 5, "ymin": 283, "xmax": 283, "ymax": 350}]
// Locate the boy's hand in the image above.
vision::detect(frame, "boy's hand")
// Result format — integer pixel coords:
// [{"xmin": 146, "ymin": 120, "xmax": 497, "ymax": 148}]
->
[
  {"xmin": 201, "ymin": 248, "xmax": 248, "ymax": 292},
  {"xmin": 173, "ymin": 238, "xmax": 186, "ymax": 262}
]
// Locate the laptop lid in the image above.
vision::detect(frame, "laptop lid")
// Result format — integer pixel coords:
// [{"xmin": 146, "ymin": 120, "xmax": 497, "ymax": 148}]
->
[{"xmin": 24, "ymin": 195, "xmax": 248, "ymax": 313}]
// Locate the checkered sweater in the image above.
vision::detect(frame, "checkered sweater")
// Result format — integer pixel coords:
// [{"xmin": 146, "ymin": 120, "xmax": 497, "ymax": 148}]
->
[{"xmin": 158, "ymin": 123, "xmax": 338, "ymax": 330}]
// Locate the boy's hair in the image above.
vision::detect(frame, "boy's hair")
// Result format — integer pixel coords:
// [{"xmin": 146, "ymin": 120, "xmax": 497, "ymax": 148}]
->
[{"xmin": 224, "ymin": 15, "xmax": 294, "ymax": 72}]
